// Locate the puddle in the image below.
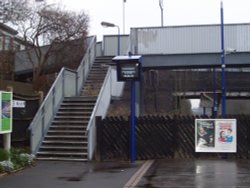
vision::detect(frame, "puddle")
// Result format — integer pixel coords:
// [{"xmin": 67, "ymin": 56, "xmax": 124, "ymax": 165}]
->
[
  {"xmin": 58, "ymin": 171, "xmax": 87, "ymax": 182},
  {"xmin": 92, "ymin": 162, "xmax": 133, "ymax": 173},
  {"xmin": 58, "ymin": 176, "xmax": 82, "ymax": 182}
]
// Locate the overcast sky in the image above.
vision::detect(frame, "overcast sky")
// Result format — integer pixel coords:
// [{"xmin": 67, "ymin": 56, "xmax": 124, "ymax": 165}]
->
[{"xmin": 45, "ymin": 0, "xmax": 250, "ymax": 41}]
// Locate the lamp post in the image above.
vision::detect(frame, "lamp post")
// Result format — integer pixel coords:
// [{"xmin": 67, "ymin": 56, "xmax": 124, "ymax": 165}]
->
[
  {"xmin": 159, "ymin": 0, "xmax": 164, "ymax": 27},
  {"xmin": 220, "ymin": 0, "xmax": 226, "ymax": 118},
  {"xmin": 123, "ymin": 0, "xmax": 126, "ymax": 34},
  {"xmin": 101, "ymin": 21, "xmax": 120, "ymax": 55}
]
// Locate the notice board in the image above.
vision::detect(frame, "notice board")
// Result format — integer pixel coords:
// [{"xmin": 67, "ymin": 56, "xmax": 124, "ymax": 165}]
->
[
  {"xmin": 0, "ymin": 91, "xmax": 13, "ymax": 134},
  {"xmin": 195, "ymin": 119, "xmax": 237, "ymax": 153}
]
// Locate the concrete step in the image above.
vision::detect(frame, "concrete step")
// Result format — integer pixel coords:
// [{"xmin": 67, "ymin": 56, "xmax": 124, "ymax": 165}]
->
[
  {"xmin": 52, "ymin": 120, "xmax": 89, "ymax": 125},
  {"xmin": 56, "ymin": 111, "xmax": 92, "ymax": 116},
  {"xmin": 40, "ymin": 145, "xmax": 87, "ymax": 150},
  {"xmin": 91, "ymin": 64, "xmax": 109, "ymax": 68},
  {"xmin": 47, "ymin": 130, "xmax": 86, "ymax": 134},
  {"xmin": 59, "ymin": 107, "xmax": 93, "ymax": 111},
  {"xmin": 54, "ymin": 116, "xmax": 90, "ymax": 120},
  {"xmin": 37, "ymin": 151, "xmax": 88, "ymax": 157},
  {"xmin": 88, "ymin": 72, "xmax": 107, "ymax": 76},
  {"xmin": 36, "ymin": 157, "xmax": 88, "ymax": 162},
  {"xmin": 50, "ymin": 125, "xmax": 87, "ymax": 130},
  {"xmin": 89, "ymin": 70, "xmax": 108, "ymax": 74},
  {"xmin": 60, "ymin": 103, "xmax": 95, "ymax": 107},
  {"xmin": 95, "ymin": 57, "xmax": 113, "ymax": 64},
  {"xmin": 63, "ymin": 96, "xmax": 97, "ymax": 102},
  {"xmin": 84, "ymin": 82, "xmax": 104, "ymax": 86},
  {"xmin": 42, "ymin": 140, "xmax": 87, "ymax": 145},
  {"xmin": 45, "ymin": 135, "xmax": 87, "ymax": 140},
  {"xmin": 88, "ymin": 71, "xmax": 107, "ymax": 74},
  {"xmin": 81, "ymin": 92, "xmax": 99, "ymax": 97},
  {"xmin": 85, "ymin": 77, "xmax": 105, "ymax": 81}
]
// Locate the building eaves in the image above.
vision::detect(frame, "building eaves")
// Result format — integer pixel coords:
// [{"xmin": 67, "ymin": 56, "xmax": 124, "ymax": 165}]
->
[{"xmin": 0, "ymin": 23, "xmax": 18, "ymax": 35}]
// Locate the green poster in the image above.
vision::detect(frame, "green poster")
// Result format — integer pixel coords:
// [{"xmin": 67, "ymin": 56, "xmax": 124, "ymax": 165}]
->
[{"xmin": 0, "ymin": 92, "xmax": 12, "ymax": 134}]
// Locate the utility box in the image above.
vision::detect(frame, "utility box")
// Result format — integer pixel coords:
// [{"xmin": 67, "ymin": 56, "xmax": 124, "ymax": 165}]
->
[{"xmin": 113, "ymin": 55, "xmax": 142, "ymax": 82}]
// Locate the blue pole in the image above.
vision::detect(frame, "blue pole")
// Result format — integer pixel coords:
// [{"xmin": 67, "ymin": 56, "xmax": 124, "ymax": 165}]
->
[
  {"xmin": 220, "ymin": 1, "xmax": 226, "ymax": 118},
  {"xmin": 130, "ymin": 81, "xmax": 136, "ymax": 163},
  {"xmin": 213, "ymin": 68, "xmax": 217, "ymax": 118}
]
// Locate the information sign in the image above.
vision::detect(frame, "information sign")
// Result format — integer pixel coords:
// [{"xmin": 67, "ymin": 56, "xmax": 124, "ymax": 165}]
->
[{"xmin": 0, "ymin": 91, "xmax": 13, "ymax": 134}]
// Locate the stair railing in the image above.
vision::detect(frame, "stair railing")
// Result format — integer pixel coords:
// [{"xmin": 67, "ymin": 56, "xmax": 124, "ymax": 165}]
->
[
  {"xmin": 86, "ymin": 67, "xmax": 112, "ymax": 160},
  {"xmin": 29, "ymin": 36, "xmax": 97, "ymax": 155}
]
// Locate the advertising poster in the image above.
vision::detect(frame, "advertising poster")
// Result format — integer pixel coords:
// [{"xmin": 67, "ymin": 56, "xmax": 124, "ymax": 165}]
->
[
  {"xmin": 0, "ymin": 92, "xmax": 13, "ymax": 134},
  {"xmin": 195, "ymin": 119, "xmax": 237, "ymax": 153}
]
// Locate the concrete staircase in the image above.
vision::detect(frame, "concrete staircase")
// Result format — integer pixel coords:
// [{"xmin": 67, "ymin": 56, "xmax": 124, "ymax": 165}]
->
[{"xmin": 36, "ymin": 57, "xmax": 111, "ymax": 161}]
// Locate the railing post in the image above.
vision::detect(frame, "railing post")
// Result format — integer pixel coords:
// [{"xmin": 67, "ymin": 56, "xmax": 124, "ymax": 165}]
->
[
  {"xmin": 41, "ymin": 106, "xmax": 45, "ymax": 137},
  {"xmin": 76, "ymin": 71, "xmax": 79, "ymax": 95},
  {"xmin": 88, "ymin": 49, "xmax": 91, "ymax": 71},
  {"xmin": 95, "ymin": 116, "xmax": 102, "ymax": 161},
  {"xmin": 62, "ymin": 70, "xmax": 65, "ymax": 97},
  {"xmin": 52, "ymin": 87, "xmax": 56, "ymax": 115}
]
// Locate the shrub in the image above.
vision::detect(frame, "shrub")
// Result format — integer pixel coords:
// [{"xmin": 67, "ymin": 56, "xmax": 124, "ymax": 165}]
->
[
  {"xmin": 0, "ymin": 165, "xmax": 4, "ymax": 173},
  {"xmin": 10, "ymin": 148, "xmax": 32, "ymax": 169},
  {"xmin": 0, "ymin": 148, "xmax": 35, "ymax": 173},
  {"xmin": 0, "ymin": 148, "xmax": 9, "ymax": 161}
]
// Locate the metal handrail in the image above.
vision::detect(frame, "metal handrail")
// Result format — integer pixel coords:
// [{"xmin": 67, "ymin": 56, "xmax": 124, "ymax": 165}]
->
[
  {"xmin": 28, "ymin": 67, "xmax": 76, "ymax": 130},
  {"xmin": 86, "ymin": 67, "xmax": 112, "ymax": 160},
  {"xmin": 86, "ymin": 67, "xmax": 111, "ymax": 133},
  {"xmin": 29, "ymin": 36, "xmax": 97, "ymax": 154}
]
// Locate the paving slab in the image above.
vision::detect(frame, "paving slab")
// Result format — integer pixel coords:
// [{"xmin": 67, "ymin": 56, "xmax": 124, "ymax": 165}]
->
[
  {"xmin": 0, "ymin": 160, "xmax": 142, "ymax": 188},
  {"xmin": 136, "ymin": 159, "xmax": 250, "ymax": 188}
]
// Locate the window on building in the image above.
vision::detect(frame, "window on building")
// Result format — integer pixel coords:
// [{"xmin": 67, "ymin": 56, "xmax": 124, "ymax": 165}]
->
[
  {"xmin": 5, "ymin": 36, "xmax": 11, "ymax": 50},
  {"xmin": 0, "ymin": 36, "xmax": 3, "ymax": 51}
]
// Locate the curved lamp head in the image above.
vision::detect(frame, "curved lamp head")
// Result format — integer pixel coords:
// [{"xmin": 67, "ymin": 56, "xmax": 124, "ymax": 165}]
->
[{"xmin": 101, "ymin": 21, "xmax": 116, "ymax": 28}]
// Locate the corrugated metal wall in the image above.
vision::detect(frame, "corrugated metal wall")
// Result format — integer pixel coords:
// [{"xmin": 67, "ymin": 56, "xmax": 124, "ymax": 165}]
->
[
  {"xmin": 131, "ymin": 24, "xmax": 250, "ymax": 55},
  {"xmin": 103, "ymin": 35, "xmax": 129, "ymax": 56},
  {"xmin": 96, "ymin": 42, "xmax": 102, "ymax": 57}
]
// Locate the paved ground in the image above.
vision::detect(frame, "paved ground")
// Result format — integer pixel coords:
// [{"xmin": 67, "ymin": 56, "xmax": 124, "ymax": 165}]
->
[
  {"xmin": 0, "ymin": 160, "xmax": 142, "ymax": 188},
  {"xmin": 2, "ymin": 159, "xmax": 250, "ymax": 188},
  {"xmin": 136, "ymin": 159, "xmax": 250, "ymax": 188}
]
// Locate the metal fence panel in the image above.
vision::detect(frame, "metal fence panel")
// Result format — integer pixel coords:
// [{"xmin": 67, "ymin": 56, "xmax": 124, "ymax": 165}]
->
[
  {"xmin": 131, "ymin": 24, "xmax": 250, "ymax": 55},
  {"xmin": 98, "ymin": 115, "xmax": 250, "ymax": 160}
]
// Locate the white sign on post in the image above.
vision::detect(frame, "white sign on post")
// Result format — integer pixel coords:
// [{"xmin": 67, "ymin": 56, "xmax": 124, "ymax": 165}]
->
[
  {"xmin": 195, "ymin": 119, "xmax": 237, "ymax": 153},
  {"xmin": 13, "ymin": 100, "xmax": 26, "ymax": 108}
]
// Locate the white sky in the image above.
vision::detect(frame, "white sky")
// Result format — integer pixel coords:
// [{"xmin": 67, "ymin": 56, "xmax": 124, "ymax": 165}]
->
[{"xmin": 45, "ymin": 0, "xmax": 250, "ymax": 41}]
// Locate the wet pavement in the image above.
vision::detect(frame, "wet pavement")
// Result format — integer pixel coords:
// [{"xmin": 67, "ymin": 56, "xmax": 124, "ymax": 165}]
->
[
  {"xmin": 136, "ymin": 159, "xmax": 250, "ymax": 188},
  {"xmin": 2, "ymin": 159, "xmax": 250, "ymax": 188},
  {"xmin": 0, "ymin": 160, "xmax": 142, "ymax": 188}
]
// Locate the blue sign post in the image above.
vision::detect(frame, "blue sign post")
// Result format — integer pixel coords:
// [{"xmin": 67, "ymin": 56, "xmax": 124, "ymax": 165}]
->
[
  {"xmin": 130, "ymin": 80, "xmax": 136, "ymax": 162},
  {"xmin": 220, "ymin": 1, "xmax": 226, "ymax": 118},
  {"xmin": 113, "ymin": 55, "xmax": 141, "ymax": 163}
]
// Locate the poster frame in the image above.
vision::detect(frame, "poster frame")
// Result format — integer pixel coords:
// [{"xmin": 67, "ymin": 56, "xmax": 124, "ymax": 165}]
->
[{"xmin": 195, "ymin": 119, "xmax": 237, "ymax": 153}]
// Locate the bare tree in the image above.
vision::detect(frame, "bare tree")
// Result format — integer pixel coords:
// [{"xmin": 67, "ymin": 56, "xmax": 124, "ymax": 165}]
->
[
  {"xmin": 16, "ymin": 4, "xmax": 89, "ymax": 91},
  {"xmin": 0, "ymin": 0, "xmax": 31, "ymax": 23}
]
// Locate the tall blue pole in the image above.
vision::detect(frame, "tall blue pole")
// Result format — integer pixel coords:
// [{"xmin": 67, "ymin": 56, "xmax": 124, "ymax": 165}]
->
[
  {"xmin": 130, "ymin": 81, "xmax": 136, "ymax": 162},
  {"xmin": 220, "ymin": 1, "xmax": 226, "ymax": 118},
  {"xmin": 213, "ymin": 68, "xmax": 217, "ymax": 118}
]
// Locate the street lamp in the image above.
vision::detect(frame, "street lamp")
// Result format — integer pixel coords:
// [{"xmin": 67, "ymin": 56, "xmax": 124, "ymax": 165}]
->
[{"xmin": 101, "ymin": 21, "xmax": 120, "ymax": 55}]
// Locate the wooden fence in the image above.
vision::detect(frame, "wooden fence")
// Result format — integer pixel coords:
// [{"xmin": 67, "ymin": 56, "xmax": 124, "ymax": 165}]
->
[{"xmin": 96, "ymin": 115, "xmax": 250, "ymax": 161}]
